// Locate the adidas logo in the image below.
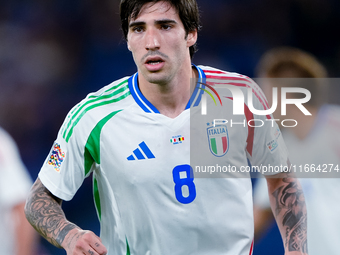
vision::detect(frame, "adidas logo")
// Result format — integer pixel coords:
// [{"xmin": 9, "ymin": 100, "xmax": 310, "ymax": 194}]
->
[{"xmin": 127, "ymin": 141, "xmax": 155, "ymax": 161}]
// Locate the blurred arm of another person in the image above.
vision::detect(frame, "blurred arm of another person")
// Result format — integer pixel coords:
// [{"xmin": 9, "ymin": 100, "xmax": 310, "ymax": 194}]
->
[
  {"xmin": 0, "ymin": 127, "xmax": 38, "ymax": 255},
  {"xmin": 12, "ymin": 202, "xmax": 39, "ymax": 255}
]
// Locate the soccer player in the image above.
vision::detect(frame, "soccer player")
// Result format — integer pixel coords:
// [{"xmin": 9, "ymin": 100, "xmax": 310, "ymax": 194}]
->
[
  {"xmin": 253, "ymin": 47, "xmax": 340, "ymax": 255},
  {"xmin": 25, "ymin": 1, "xmax": 308, "ymax": 254},
  {"xmin": 0, "ymin": 126, "xmax": 38, "ymax": 255}
]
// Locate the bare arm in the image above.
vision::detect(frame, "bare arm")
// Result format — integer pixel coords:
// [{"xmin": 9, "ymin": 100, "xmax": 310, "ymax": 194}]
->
[
  {"xmin": 24, "ymin": 177, "xmax": 78, "ymax": 247},
  {"xmin": 266, "ymin": 172, "xmax": 308, "ymax": 255},
  {"xmin": 25, "ymin": 178, "xmax": 107, "ymax": 255}
]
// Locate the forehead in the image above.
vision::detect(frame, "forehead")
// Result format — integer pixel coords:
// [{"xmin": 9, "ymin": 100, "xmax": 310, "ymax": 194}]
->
[{"xmin": 131, "ymin": 1, "xmax": 179, "ymax": 22}]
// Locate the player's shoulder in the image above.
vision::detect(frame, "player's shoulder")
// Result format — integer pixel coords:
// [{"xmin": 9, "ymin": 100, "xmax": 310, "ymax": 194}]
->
[
  {"xmin": 197, "ymin": 65, "xmax": 269, "ymax": 110},
  {"xmin": 197, "ymin": 65, "xmax": 261, "ymax": 90},
  {"xmin": 0, "ymin": 126, "xmax": 15, "ymax": 148},
  {"xmin": 59, "ymin": 76, "xmax": 133, "ymax": 142},
  {"xmin": 85, "ymin": 76, "xmax": 131, "ymax": 100},
  {"xmin": 198, "ymin": 65, "xmax": 254, "ymax": 82},
  {"xmin": 0, "ymin": 126, "xmax": 8, "ymax": 140},
  {"xmin": 0, "ymin": 127, "xmax": 9, "ymax": 154},
  {"xmin": 0, "ymin": 126, "xmax": 19, "ymax": 161},
  {"xmin": 73, "ymin": 76, "xmax": 132, "ymax": 112},
  {"xmin": 197, "ymin": 65, "xmax": 264, "ymax": 97}
]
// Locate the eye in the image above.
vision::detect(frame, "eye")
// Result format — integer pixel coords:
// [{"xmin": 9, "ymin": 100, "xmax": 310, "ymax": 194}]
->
[
  {"xmin": 132, "ymin": 26, "xmax": 144, "ymax": 33},
  {"xmin": 161, "ymin": 24, "xmax": 172, "ymax": 30}
]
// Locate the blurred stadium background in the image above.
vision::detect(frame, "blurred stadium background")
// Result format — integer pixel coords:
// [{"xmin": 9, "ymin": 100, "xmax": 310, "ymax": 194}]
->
[{"xmin": 0, "ymin": 0, "xmax": 339, "ymax": 254}]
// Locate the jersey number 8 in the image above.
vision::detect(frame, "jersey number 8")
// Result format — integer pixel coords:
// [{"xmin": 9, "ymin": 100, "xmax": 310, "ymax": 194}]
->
[{"xmin": 172, "ymin": 165, "xmax": 196, "ymax": 204}]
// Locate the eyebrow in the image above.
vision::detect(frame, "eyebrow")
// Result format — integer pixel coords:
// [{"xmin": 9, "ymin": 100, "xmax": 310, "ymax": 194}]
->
[
  {"xmin": 129, "ymin": 19, "xmax": 177, "ymax": 28},
  {"xmin": 155, "ymin": 19, "xmax": 177, "ymax": 26},
  {"xmin": 129, "ymin": 21, "xmax": 145, "ymax": 29}
]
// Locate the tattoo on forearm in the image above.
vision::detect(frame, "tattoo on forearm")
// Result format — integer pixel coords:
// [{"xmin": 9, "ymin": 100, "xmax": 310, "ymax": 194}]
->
[
  {"xmin": 66, "ymin": 230, "xmax": 85, "ymax": 250},
  {"xmin": 272, "ymin": 175, "xmax": 308, "ymax": 253},
  {"xmin": 25, "ymin": 179, "xmax": 77, "ymax": 248},
  {"xmin": 56, "ymin": 222, "xmax": 78, "ymax": 245}
]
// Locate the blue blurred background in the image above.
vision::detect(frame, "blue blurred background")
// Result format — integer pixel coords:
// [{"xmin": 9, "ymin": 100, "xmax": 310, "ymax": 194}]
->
[{"xmin": 0, "ymin": 0, "xmax": 339, "ymax": 254}]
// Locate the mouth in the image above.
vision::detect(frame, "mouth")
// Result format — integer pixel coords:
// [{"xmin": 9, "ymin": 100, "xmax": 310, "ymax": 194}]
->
[
  {"xmin": 145, "ymin": 57, "xmax": 164, "ymax": 65},
  {"xmin": 144, "ymin": 56, "xmax": 165, "ymax": 71},
  {"xmin": 147, "ymin": 60, "xmax": 163, "ymax": 65}
]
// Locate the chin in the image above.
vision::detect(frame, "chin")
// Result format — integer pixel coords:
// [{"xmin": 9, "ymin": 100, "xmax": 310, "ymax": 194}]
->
[
  {"xmin": 144, "ymin": 73, "xmax": 169, "ymax": 85},
  {"xmin": 148, "ymin": 79, "xmax": 168, "ymax": 86}
]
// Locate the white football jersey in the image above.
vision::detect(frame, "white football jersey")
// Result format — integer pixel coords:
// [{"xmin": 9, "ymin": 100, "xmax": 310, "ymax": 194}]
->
[{"xmin": 39, "ymin": 65, "xmax": 288, "ymax": 255}]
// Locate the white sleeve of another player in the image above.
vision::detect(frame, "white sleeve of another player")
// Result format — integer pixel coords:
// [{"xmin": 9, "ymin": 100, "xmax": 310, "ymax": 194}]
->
[{"xmin": 0, "ymin": 128, "xmax": 32, "ymax": 208}]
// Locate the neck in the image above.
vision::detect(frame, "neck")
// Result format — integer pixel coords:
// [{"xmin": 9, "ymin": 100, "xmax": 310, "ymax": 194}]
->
[{"xmin": 138, "ymin": 63, "xmax": 198, "ymax": 118}]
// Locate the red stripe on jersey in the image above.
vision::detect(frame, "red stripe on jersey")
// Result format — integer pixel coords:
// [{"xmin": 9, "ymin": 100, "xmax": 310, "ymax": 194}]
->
[
  {"xmin": 226, "ymin": 97, "xmax": 254, "ymax": 156},
  {"xmin": 205, "ymin": 74, "xmax": 252, "ymax": 83},
  {"xmin": 204, "ymin": 69, "xmax": 269, "ymax": 106},
  {"xmin": 244, "ymin": 103, "xmax": 255, "ymax": 157},
  {"xmin": 205, "ymin": 74, "xmax": 271, "ymax": 119},
  {"xmin": 204, "ymin": 70, "xmax": 249, "ymax": 80},
  {"xmin": 206, "ymin": 82, "xmax": 247, "ymax": 88},
  {"xmin": 249, "ymin": 240, "xmax": 254, "ymax": 255},
  {"xmin": 203, "ymin": 70, "xmax": 225, "ymax": 74}
]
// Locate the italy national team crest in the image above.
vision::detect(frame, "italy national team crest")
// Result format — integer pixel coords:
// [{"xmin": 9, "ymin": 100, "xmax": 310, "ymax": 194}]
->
[
  {"xmin": 48, "ymin": 143, "xmax": 66, "ymax": 173},
  {"xmin": 207, "ymin": 123, "xmax": 229, "ymax": 157}
]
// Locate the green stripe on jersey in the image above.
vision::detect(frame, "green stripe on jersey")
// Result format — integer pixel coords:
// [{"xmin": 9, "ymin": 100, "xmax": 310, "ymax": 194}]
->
[
  {"xmin": 66, "ymin": 90, "xmax": 129, "ymax": 142},
  {"xmin": 126, "ymin": 237, "xmax": 130, "ymax": 255},
  {"xmin": 85, "ymin": 110, "xmax": 121, "ymax": 221},
  {"xmin": 93, "ymin": 177, "xmax": 102, "ymax": 220},
  {"xmin": 62, "ymin": 79, "xmax": 129, "ymax": 142},
  {"xmin": 64, "ymin": 85, "xmax": 130, "ymax": 142},
  {"xmin": 61, "ymin": 79, "xmax": 128, "ymax": 135},
  {"xmin": 84, "ymin": 110, "xmax": 121, "ymax": 175}
]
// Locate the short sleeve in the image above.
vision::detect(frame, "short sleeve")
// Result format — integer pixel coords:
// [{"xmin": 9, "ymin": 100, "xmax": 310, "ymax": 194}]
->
[
  {"xmin": 246, "ymin": 82, "xmax": 289, "ymax": 175},
  {"xmin": 38, "ymin": 112, "xmax": 94, "ymax": 201},
  {"xmin": 0, "ymin": 128, "xmax": 32, "ymax": 208},
  {"xmin": 37, "ymin": 83, "xmax": 123, "ymax": 201}
]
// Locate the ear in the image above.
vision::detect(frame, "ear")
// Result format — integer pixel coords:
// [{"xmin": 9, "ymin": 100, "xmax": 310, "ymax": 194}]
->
[
  {"xmin": 127, "ymin": 41, "xmax": 132, "ymax": 51},
  {"xmin": 186, "ymin": 29, "xmax": 198, "ymax": 47}
]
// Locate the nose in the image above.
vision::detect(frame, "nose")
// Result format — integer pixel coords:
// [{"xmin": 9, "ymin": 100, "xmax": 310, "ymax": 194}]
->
[{"xmin": 145, "ymin": 27, "xmax": 160, "ymax": 51}]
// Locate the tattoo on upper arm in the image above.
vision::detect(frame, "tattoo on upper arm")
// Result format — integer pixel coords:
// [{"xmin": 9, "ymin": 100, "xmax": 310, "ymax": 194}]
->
[
  {"xmin": 272, "ymin": 175, "xmax": 308, "ymax": 253},
  {"xmin": 25, "ymin": 179, "xmax": 77, "ymax": 248}
]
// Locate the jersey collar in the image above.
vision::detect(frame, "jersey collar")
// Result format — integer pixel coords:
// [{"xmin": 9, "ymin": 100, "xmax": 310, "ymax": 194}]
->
[{"xmin": 128, "ymin": 64, "xmax": 206, "ymax": 114}]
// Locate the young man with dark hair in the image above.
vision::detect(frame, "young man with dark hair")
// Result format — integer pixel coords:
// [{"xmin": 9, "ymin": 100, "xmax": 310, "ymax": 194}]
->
[{"xmin": 25, "ymin": 1, "xmax": 308, "ymax": 255}]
